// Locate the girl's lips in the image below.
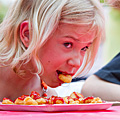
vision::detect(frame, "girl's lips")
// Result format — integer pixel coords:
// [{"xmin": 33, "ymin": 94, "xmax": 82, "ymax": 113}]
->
[{"xmin": 56, "ymin": 70, "xmax": 75, "ymax": 76}]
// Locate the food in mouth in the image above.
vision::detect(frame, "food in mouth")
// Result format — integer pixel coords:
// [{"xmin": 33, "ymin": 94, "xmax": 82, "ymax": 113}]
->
[
  {"xmin": 58, "ymin": 74, "xmax": 72, "ymax": 83},
  {"xmin": 57, "ymin": 70, "xmax": 72, "ymax": 83}
]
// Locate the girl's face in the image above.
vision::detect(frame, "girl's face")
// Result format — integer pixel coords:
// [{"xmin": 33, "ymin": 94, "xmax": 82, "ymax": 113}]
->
[{"xmin": 38, "ymin": 23, "xmax": 96, "ymax": 87}]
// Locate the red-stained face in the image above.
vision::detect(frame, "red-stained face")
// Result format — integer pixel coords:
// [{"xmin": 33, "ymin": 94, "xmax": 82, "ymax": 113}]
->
[{"xmin": 38, "ymin": 23, "xmax": 96, "ymax": 87}]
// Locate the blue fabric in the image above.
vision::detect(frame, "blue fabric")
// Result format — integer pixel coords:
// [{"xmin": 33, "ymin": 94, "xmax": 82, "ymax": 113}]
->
[
  {"xmin": 95, "ymin": 52, "xmax": 120, "ymax": 84},
  {"xmin": 72, "ymin": 77, "xmax": 86, "ymax": 82}
]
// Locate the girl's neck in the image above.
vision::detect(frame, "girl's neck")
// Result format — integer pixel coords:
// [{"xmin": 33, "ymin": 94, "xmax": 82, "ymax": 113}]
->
[{"xmin": 0, "ymin": 65, "xmax": 48, "ymax": 100}]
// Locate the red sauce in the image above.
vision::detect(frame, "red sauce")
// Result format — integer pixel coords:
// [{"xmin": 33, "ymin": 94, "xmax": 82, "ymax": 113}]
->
[
  {"xmin": 3, "ymin": 98, "xmax": 13, "ymax": 102},
  {"xmin": 18, "ymin": 95, "xmax": 29, "ymax": 100},
  {"xmin": 67, "ymin": 96, "xmax": 72, "ymax": 104},
  {"xmin": 83, "ymin": 96, "xmax": 94, "ymax": 103},
  {"xmin": 73, "ymin": 98, "xmax": 79, "ymax": 101},
  {"xmin": 53, "ymin": 97, "xmax": 64, "ymax": 104},
  {"xmin": 48, "ymin": 96, "xmax": 64, "ymax": 104},
  {"xmin": 73, "ymin": 92, "xmax": 83, "ymax": 98},
  {"xmin": 30, "ymin": 91, "xmax": 40, "ymax": 100},
  {"xmin": 73, "ymin": 92, "xmax": 80, "ymax": 99},
  {"xmin": 44, "ymin": 98, "xmax": 49, "ymax": 104}
]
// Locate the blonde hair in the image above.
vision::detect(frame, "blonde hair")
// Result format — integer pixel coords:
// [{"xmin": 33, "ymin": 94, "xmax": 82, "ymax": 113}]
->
[{"xmin": 0, "ymin": 0, "xmax": 105, "ymax": 76}]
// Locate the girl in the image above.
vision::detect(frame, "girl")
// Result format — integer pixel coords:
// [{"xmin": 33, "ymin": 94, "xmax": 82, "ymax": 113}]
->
[{"xmin": 0, "ymin": 0, "xmax": 105, "ymax": 101}]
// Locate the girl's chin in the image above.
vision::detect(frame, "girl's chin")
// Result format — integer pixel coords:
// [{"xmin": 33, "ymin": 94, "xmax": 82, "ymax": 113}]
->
[
  {"xmin": 48, "ymin": 82, "xmax": 62, "ymax": 88},
  {"xmin": 41, "ymin": 76, "xmax": 63, "ymax": 88}
]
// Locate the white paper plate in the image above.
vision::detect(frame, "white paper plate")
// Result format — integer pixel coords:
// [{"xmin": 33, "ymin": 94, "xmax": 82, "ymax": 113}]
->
[{"xmin": 0, "ymin": 102, "xmax": 112, "ymax": 112}]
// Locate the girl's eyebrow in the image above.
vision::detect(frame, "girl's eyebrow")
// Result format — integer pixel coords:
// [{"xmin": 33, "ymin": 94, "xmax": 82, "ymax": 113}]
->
[
  {"xmin": 64, "ymin": 35, "xmax": 93, "ymax": 45},
  {"xmin": 64, "ymin": 35, "xmax": 79, "ymax": 41}
]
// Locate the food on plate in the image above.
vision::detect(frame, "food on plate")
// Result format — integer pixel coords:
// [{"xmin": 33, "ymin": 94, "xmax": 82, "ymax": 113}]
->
[
  {"xmin": 83, "ymin": 96, "xmax": 103, "ymax": 104},
  {"xmin": 70, "ymin": 92, "xmax": 84, "ymax": 98},
  {"xmin": 15, "ymin": 95, "xmax": 29, "ymax": 105},
  {"xmin": 36, "ymin": 97, "xmax": 48, "ymax": 105},
  {"xmin": 58, "ymin": 74, "xmax": 72, "ymax": 83},
  {"xmin": 30, "ymin": 91, "xmax": 41, "ymax": 100},
  {"xmin": 2, "ymin": 98, "xmax": 14, "ymax": 105},
  {"xmin": 63, "ymin": 96, "xmax": 80, "ymax": 104},
  {"xmin": 24, "ymin": 96, "xmax": 38, "ymax": 105},
  {"xmin": 15, "ymin": 95, "xmax": 38, "ymax": 105},
  {"xmin": 48, "ymin": 96, "xmax": 65, "ymax": 104},
  {"xmin": 1, "ymin": 91, "xmax": 103, "ymax": 105}
]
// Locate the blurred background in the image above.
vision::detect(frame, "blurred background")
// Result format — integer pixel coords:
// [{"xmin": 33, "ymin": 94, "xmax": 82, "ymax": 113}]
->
[{"xmin": 0, "ymin": 0, "xmax": 15, "ymax": 23}]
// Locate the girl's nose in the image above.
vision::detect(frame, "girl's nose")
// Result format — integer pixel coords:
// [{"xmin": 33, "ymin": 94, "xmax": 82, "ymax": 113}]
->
[{"xmin": 67, "ymin": 53, "xmax": 81, "ymax": 67}]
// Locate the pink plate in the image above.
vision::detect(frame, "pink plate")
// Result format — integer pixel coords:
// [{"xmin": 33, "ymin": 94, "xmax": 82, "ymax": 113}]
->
[{"xmin": 0, "ymin": 102, "xmax": 112, "ymax": 112}]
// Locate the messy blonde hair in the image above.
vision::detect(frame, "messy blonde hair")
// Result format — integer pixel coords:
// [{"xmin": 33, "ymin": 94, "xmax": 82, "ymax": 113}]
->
[{"xmin": 0, "ymin": 0, "xmax": 105, "ymax": 76}]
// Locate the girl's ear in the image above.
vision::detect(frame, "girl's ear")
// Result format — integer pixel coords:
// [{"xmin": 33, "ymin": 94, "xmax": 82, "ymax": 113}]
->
[{"xmin": 20, "ymin": 21, "xmax": 30, "ymax": 48}]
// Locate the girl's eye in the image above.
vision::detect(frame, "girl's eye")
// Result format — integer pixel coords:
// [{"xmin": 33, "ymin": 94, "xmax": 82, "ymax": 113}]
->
[
  {"xmin": 64, "ymin": 42, "xmax": 73, "ymax": 48},
  {"xmin": 81, "ymin": 46, "xmax": 88, "ymax": 51}
]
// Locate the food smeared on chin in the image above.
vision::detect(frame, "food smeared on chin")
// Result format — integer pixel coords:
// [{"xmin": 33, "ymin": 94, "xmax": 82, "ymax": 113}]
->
[
  {"xmin": 57, "ymin": 70, "xmax": 72, "ymax": 83},
  {"xmin": 2, "ymin": 91, "xmax": 103, "ymax": 105}
]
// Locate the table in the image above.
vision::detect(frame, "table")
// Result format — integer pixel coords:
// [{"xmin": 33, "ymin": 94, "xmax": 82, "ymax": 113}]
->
[{"xmin": 0, "ymin": 106, "xmax": 120, "ymax": 120}]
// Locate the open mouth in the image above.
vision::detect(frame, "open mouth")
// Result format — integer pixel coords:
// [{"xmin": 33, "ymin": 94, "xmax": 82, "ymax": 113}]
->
[
  {"xmin": 56, "ymin": 70, "xmax": 65, "ymax": 75},
  {"xmin": 56, "ymin": 70, "xmax": 74, "ymax": 76},
  {"xmin": 56, "ymin": 70, "xmax": 73, "ymax": 83}
]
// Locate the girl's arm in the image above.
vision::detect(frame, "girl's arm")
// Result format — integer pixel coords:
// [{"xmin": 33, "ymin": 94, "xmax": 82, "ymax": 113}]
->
[{"xmin": 81, "ymin": 75, "xmax": 120, "ymax": 101}]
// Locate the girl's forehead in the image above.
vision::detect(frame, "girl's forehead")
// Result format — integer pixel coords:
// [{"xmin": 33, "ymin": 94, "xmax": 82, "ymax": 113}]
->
[
  {"xmin": 58, "ymin": 23, "xmax": 96, "ymax": 34},
  {"xmin": 58, "ymin": 23, "xmax": 96, "ymax": 43},
  {"xmin": 72, "ymin": 30, "xmax": 96, "ymax": 43},
  {"xmin": 77, "ymin": 27, "xmax": 96, "ymax": 43}
]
